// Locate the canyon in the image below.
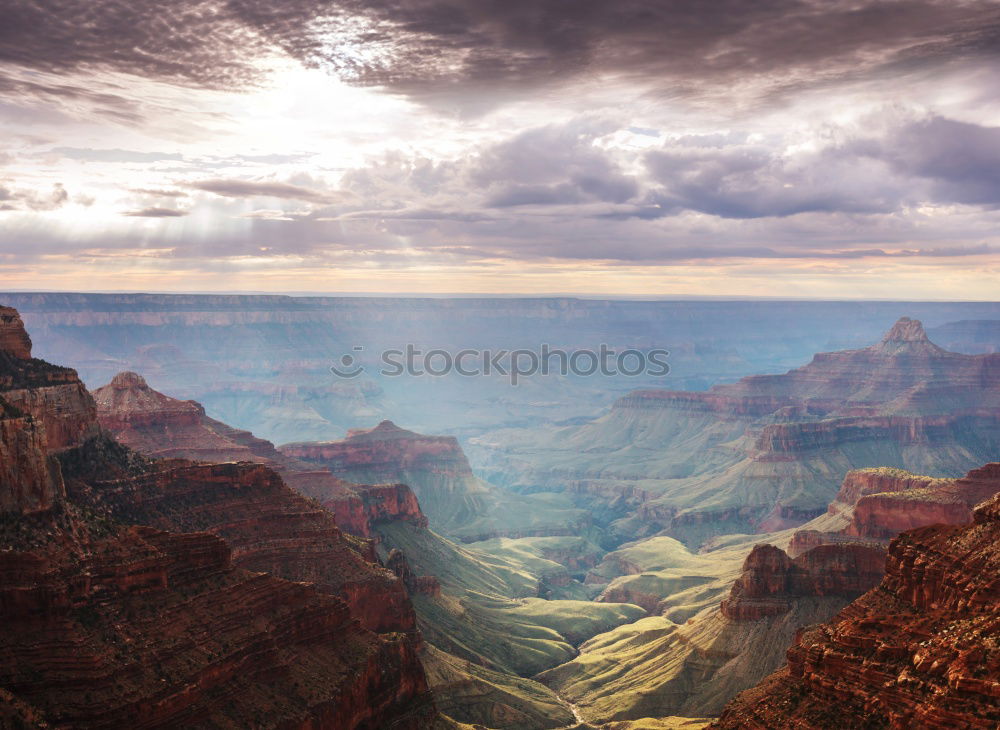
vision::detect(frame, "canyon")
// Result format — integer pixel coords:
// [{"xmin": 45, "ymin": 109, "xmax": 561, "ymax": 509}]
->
[
  {"xmin": 4, "ymin": 294, "xmax": 1000, "ymax": 729},
  {"xmin": 533, "ymin": 462, "xmax": 1000, "ymax": 724},
  {"xmin": 474, "ymin": 317, "xmax": 1000, "ymax": 545},
  {"xmin": 0, "ymin": 306, "xmax": 436, "ymax": 728},
  {"xmin": 89, "ymin": 365, "xmax": 652, "ymax": 728},
  {"xmin": 86, "ymin": 338, "xmax": 1000, "ymax": 728}
]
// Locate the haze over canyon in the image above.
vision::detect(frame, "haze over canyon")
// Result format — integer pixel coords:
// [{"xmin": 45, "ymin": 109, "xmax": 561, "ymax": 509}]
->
[{"xmin": 3, "ymin": 0, "xmax": 1000, "ymax": 726}]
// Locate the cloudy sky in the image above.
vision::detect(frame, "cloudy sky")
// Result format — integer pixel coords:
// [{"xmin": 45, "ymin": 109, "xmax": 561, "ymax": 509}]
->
[{"xmin": 2, "ymin": 0, "xmax": 1000, "ymax": 297}]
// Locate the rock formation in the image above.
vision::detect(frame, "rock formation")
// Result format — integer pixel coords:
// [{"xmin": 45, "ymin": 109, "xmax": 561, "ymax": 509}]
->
[
  {"xmin": 720, "ymin": 543, "xmax": 886, "ymax": 621},
  {"xmin": 0, "ymin": 306, "xmax": 98, "ymax": 451},
  {"xmin": 282, "ymin": 421, "xmax": 493, "ymax": 530},
  {"xmin": 93, "ymin": 372, "xmax": 431, "ymax": 540},
  {"xmin": 478, "ymin": 317, "xmax": 1000, "ymax": 545},
  {"xmin": 789, "ymin": 463, "xmax": 1000, "ymax": 555},
  {"xmin": 0, "ymin": 307, "xmax": 436, "ymax": 728},
  {"xmin": 0, "ymin": 306, "xmax": 32, "ymax": 359},
  {"xmin": 283, "ymin": 420, "xmax": 588, "ymax": 541},
  {"xmin": 0, "ymin": 398, "xmax": 64, "ymax": 514},
  {"xmin": 712, "ymin": 491, "xmax": 1000, "ymax": 729}
]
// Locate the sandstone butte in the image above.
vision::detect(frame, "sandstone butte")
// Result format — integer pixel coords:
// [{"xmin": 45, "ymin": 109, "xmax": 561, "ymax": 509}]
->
[
  {"xmin": 0, "ymin": 305, "xmax": 437, "ymax": 728},
  {"xmin": 711, "ymin": 487, "xmax": 1000, "ymax": 729}
]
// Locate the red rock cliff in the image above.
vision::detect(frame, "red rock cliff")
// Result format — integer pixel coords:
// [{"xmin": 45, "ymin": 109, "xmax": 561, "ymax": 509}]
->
[
  {"xmin": 93, "ymin": 371, "xmax": 432, "ymax": 539},
  {"xmin": 0, "ymin": 307, "xmax": 32, "ymax": 359},
  {"xmin": 721, "ymin": 543, "xmax": 886, "ymax": 621},
  {"xmin": 712, "ymin": 488, "xmax": 1000, "ymax": 729},
  {"xmin": 0, "ymin": 400, "xmax": 64, "ymax": 514},
  {"xmin": 281, "ymin": 420, "xmax": 491, "ymax": 533},
  {"xmin": 0, "ymin": 310, "xmax": 436, "ymax": 727},
  {"xmin": 60, "ymin": 444, "xmax": 420, "ymax": 636},
  {"xmin": 790, "ymin": 464, "xmax": 1000, "ymax": 555},
  {"xmin": 0, "ymin": 307, "xmax": 98, "ymax": 451}
]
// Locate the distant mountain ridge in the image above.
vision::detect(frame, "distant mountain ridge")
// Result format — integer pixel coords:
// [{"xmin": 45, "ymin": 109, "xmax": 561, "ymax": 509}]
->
[{"xmin": 476, "ymin": 317, "xmax": 1000, "ymax": 545}]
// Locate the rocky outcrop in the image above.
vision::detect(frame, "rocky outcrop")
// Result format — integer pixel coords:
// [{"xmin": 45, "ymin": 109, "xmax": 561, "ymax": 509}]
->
[
  {"xmin": 59, "ymin": 445, "xmax": 419, "ymax": 636},
  {"xmin": 282, "ymin": 421, "xmax": 492, "ymax": 531},
  {"xmin": 712, "ymin": 492, "xmax": 1000, "ymax": 729},
  {"xmin": 0, "ymin": 310, "xmax": 436, "ymax": 728},
  {"xmin": 93, "ymin": 373, "xmax": 433, "ymax": 540},
  {"xmin": 0, "ymin": 306, "xmax": 32, "ymax": 360},
  {"xmin": 830, "ymin": 466, "xmax": 945, "ymax": 508},
  {"xmin": 0, "ymin": 307, "xmax": 98, "ymax": 451},
  {"xmin": 0, "ymin": 518, "xmax": 435, "ymax": 729},
  {"xmin": 386, "ymin": 549, "xmax": 442, "ymax": 597},
  {"xmin": 720, "ymin": 543, "xmax": 886, "ymax": 621},
  {"xmin": 283, "ymin": 420, "xmax": 588, "ymax": 542},
  {"xmin": 93, "ymin": 370, "xmax": 278, "ymax": 463},
  {"xmin": 789, "ymin": 463, "xmax": 1000, "ymax": 553},
  {"xmin": 0, "ymin": 402, "xmax": 64, "ymax": 514}
]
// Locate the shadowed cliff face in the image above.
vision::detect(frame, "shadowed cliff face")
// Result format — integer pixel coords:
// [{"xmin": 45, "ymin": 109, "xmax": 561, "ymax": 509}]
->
[
  {"xmin": 0, "ymin": 308, "xmax": 437, "ymax": 729},
  {"xmin": 477, "ymin": 317, "xmax": 1000, "ymax": 545},
  {"xmin": 0, "ymin": 307, "xmax": 32, "ymax": 360},
  {"xmin": 0, "ymin": 306, "xmax": 98, "ymax": 453},
  {"xmin": 720, "ymin": 543, "xmax": 887, "ymax": 621},
  {"xmin": 93, "ymin": 372, "xmax": 431, "ymax": 540},
  {"xmin": 712, "ymin": 492, "xmax": 1000, "ymax": 729}
]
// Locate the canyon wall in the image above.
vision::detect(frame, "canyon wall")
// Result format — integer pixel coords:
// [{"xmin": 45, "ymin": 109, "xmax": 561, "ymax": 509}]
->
[
  {"xmin": 712, "ymin": 491, "xmax": 1000, "ymax": 729},
  {"xmin": 0, "ymin": 306, "xmax": 436, "ymax": 728}
]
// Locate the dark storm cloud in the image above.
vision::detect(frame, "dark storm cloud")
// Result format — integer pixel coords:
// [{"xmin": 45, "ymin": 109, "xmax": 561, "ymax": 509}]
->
[
  {"xmin": 2, "ymin": 0, "xmax": 999, "ymax": 106},
  {"xmin": 189, "ymin": 178, "xmax": 340, "ymax": 204},
  {"xmin": 0, "ymin": 1, "xmax": 264, "ymax": 89},
  {"xmin": 122, "ymin": 207, "xmax": 188, "ymax": 217}
]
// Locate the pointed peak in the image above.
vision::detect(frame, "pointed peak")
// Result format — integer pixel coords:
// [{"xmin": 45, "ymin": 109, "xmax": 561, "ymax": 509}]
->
[
  {"xmin": 882, "ymin": 317, "xmax": 929, "ymax": 344},
  {"xmin": 873, "ymin": 317, "xmax": 945, "ymax": 355},
  {"xmin": 345, "ymin": 419, "xmax": 421, "ymax": 442},
  {"xmin": 109, "ymin": 371, "xmax": 150, "ymax": 390}
]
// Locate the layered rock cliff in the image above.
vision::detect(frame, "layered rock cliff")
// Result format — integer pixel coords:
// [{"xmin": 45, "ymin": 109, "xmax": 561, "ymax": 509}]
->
[
  {"xmin": 93, "ymin": 372, "xmax": 431, "ymax": 540},
  {"xmin": 0, "ymin": 306, "xmax": 436, "ymax": 728},
  {"xmin": 477, "ymin": 317, "xmax": 1000, "ymax": 545},
  {"xmin": 282, "ymin": 421, "xmax": 492, "ymax": 530},
  {"xmin": 712, "ymin": 491, "xmax": 1000, "ymax": 729},
  {"xmin": 789, "ymin": 463, "xmax": 1000, "ymax": 554},
  {"xmin": 720, "ymin": 543, "xmax": 886, "ymax": 621},
  {"xmin": 0, "ymin": 513, "xmax": 434, "ymax": 729},
  {"xmin": 59, "ymin": 440, "xmax": 419, "ymax": 636},
  {"xmin": 0, "ymin": 398, "xmax": 64, "ymax": 514},
  {"xmin": 283, "ymin": 420, "xmax": 588, "ymax": 542},
  {"xmin": 0, "ymin": 306, "xmax": 98, "ymax": 451}
]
